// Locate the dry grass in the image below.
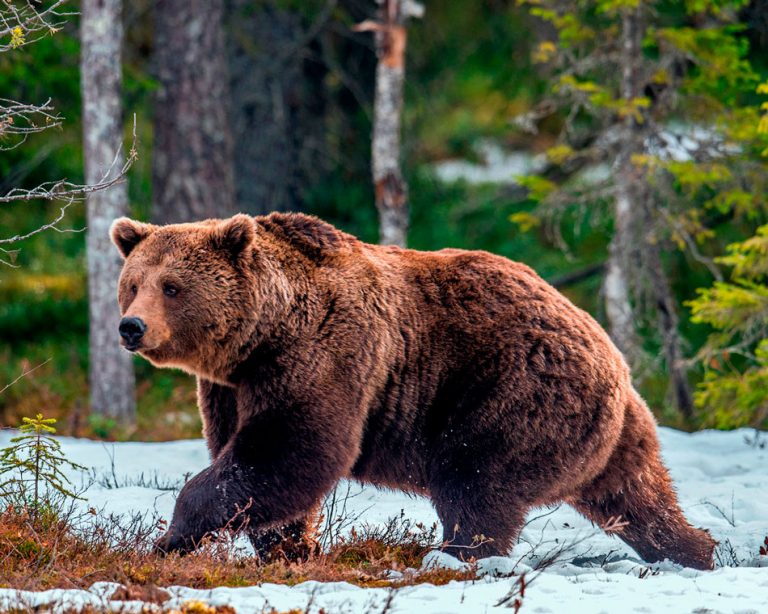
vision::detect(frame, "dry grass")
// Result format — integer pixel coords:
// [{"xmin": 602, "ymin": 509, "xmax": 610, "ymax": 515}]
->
[{"xmin": 0, "ymin": 504, "xmax": 478, "ymax": 595}]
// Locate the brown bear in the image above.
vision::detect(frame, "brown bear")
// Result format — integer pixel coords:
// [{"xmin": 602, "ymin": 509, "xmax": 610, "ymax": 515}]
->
[{"xmin": 110, "ymin": 212, "xmax": 716, "ymax": 569}]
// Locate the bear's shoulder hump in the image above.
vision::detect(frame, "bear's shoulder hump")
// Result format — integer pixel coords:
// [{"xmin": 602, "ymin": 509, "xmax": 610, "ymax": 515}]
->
[{"xmin": 256, "ymin": 212, "xmax": 357, "ymax": 259}]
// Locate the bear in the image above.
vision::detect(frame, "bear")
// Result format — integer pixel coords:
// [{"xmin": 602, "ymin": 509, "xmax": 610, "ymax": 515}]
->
[{"xmin": 110, "ymin": 212, "xmax": 716, "ymax": 570}]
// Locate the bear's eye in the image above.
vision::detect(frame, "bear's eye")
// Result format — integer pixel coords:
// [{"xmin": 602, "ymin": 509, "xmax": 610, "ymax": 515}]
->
[
  {"xmin": 163, "ymin": 283, "xmax": 179, "ymax": 298},
  {"xmin": 130, "ymin": 284, "xmax": 137, "ymax": 295}
]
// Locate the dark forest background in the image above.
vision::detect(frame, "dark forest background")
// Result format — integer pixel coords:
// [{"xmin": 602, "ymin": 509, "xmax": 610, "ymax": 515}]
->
[{"xmin": 3, "ymin": 0, "xmax": 768, "ymax": 439}]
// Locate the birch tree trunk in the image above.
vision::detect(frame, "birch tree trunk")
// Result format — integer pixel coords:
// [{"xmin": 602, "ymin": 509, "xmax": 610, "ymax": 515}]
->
[
  {"xmin": 81, "ymin": 0, "xmax": 136, "ymax": 422},
  {"xmin": 153, "ymin": 0, "xmax": 235, "ymax": 223},
  {"xmin": 359, "ymin": 0, "xmax": 422, "ymax": 247}
]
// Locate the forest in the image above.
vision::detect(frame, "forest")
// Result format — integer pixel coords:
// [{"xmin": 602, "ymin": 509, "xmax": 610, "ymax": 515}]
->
[
  {"xmin": 1, "ymin": 1, "xmax": 767, "ymax": 436},
  {"xmin": 3, "ymin": 1, "xmax": 768, "ymax": 440},
  {"xmin": 1, "ymin": 1, "xmax": 768, "ymax": 611}
]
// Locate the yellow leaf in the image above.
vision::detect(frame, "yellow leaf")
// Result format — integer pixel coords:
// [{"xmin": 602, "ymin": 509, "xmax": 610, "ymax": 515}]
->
[
  {"xmin": 532, "ymin": 41, "xmax": 557, "ymax": 64},
  {"xmin": 10, "ymin": 26, "xmax": 24, "ymax": 49},
  {"xmin": 545, "ymin": 144, "xmax": 573, "ymax": 165},
  {"xmin": 758, "ymin": 115, "xmax": 768, "ymax": 135},
  {"xmin": 509, "ymin": 212, "xmax": 541, "ymax": 232}
]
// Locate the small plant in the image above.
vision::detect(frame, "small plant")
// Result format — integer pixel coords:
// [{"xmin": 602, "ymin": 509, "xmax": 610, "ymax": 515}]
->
[
  {"xmin": 87, "ymin": 413, "xmax": 118, "ymax": 439},
  {"xmin": 0, "ymin": 413, "xmax": 85, "ymax": 516}
]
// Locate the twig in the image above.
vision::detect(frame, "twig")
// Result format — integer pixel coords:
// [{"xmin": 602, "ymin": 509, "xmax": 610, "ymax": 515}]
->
[
  {"xmin": 0, "ymin": 114, "xmax": 138, "ymax": 209},
  {"xmin": 0, "ymin": 1, "xmax": 75, "ymax": 53},
  {"xmin": 0, "ymin": 358, "xmax": 51, "ymax": 395}
]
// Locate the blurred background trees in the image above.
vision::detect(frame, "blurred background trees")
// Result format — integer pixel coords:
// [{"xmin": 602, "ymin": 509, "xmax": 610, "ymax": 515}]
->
[
  {"xmin": 514, "ymin": 0, "xmax": 768, "ymax": 418},
  {"xmin": 1, "ymin": 0, "xmax": 767, "ymax": 438},
  {"xmin": 153, "ymin": 0, "xmax": 235, "ymax": 223},
  {"xmin": 81, "ymin": 0, "xmax": 135, "ymax": 422}
]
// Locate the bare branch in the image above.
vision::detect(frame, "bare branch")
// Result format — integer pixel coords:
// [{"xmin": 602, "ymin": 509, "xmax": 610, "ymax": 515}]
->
[
  {"xmin": 0, "ymin": 1, "xmax": 75, "ymax": 54},
  {"xmin": 0, "ymin": 97, "xmax": 62, "ymax": 149},
  {"xmin": 0, "ymin": 114, "xmax": 137, "ymax": 209},
  {"xmin": 0, "ymin": 115, "xmax": 138, "ymax": 251}
]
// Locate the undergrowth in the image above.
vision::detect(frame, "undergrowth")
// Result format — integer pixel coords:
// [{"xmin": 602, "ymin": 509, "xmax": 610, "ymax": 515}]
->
[
  {"xmin": 0, "ymin": 503, "xmax": 476, "ymax": 593},
  {"xmin": 0, "ymin": 418, "xmax": 476, "ymax": 594}
]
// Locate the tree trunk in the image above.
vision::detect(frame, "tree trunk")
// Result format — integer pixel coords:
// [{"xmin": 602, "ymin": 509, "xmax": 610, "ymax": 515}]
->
[
  {"xmin": 604, "ymin": 8, "xmax": 643, "ymax": 365},
  {"xmin": 360, "ymin": 0, "xmax": 422, "ymax": 247},
  {"xmin": 606, "ymin": 7, "xmax": 694, "ymax": 417},
  {"xmin": 641, "ymin": 221, "xmax": 695, "ymax": 418},
  {"xmin": 81, "ymin": 0, "xmax": 136, "ymax": 422},
  {"xmin": 152, "ymin": 0, "xmax": 235, "ymax": 224},
  {"xmin": 225, "ymin": 1, "xmax": 321, "ymax": 215},
  {"xmin": 604, "ymin": 190, "xmax": 638, "ymax": 362}
]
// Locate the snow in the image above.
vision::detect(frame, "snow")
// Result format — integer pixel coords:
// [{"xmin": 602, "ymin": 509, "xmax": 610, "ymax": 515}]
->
[
  {"xmin": 1, "ymin": 427, "xmax": 766, "ymax": 613},
  {"xmin": 432, "ymin": 127, "xmax": 731, "ymax": 188},
  {"xmin": 432, "ymin": 140, "xmax": 544, "ymax": 184}
]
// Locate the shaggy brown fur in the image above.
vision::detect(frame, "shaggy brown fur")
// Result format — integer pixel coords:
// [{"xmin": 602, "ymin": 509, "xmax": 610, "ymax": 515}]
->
[{"xmin": 110, "ymin": 212, "xmax": 716, "ymax": 570}]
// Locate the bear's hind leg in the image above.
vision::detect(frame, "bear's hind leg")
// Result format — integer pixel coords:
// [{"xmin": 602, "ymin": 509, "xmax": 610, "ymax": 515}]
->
[
  {"xmin": 432, "ymin": 490, "xmax": 526, "ymax": 560},
  {"xmin": 572, "ymin": 396, "xmax": 716, "ymax": 570}
]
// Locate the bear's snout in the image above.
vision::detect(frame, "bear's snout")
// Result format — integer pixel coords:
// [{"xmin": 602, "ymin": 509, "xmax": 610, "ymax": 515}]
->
[{"xmin": 119, "ymin": 316, "xmax": 146, "ymax": 350}]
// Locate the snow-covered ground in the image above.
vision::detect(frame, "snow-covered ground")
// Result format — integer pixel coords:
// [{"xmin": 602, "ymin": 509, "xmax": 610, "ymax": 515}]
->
[
  {"xmin": 431, "ymin": 127, "xmax": 728, "ymax": 188},
  {"xmin": 432, "ymin": 140, "xmax": 543, "ymax": 184},
  {"xmin": 0, "ymin": 427, "xmax": 766, "ymax": 613}
]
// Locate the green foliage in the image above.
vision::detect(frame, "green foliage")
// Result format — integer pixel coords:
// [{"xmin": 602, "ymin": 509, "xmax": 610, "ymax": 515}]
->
[
  {"xmin": 688, "ymin": 227, "xmax": 768, "ymax": 427},
  {"xmin": 0, "ymin": 414, "xmax": 85, "ymax": 514},
  {"xmin": 516, "ymin": 0, "xmax": 768, "ymax": 422},
  {"xmin": 87, "ymin": 414, "xmax": 118, "ymax": 440},
  {"xmin": 2, "ymin": 1, "xmax": 767, "ymax": 433}
]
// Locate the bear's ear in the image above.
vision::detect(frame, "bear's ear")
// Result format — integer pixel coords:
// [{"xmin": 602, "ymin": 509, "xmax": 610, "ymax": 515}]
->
[
  {"xmin": 211, "ymin": 214, "xmax": 255, "ymax": 258},
  {"xmin": 110, "ymin": 217, "xmax": 155, "ymax": 259}
]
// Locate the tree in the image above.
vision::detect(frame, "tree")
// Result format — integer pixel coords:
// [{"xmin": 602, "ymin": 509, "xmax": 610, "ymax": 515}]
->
[
  {"xmin": 0, "ymin": 1, "xmax": 129, "ymax": 255},
  {"xmin": 81, "ymin": 0, "xmax": 136, "ymax": 422},
  {"xmin": 0, "ymin": 1, "xmax": 135, "ymax": 422},
  {"xmin": 152, "ymin": 0, "xmax": 234, "ymax": 223},
  {"xmin": 688, "ymin": 78, "xmax": 768, "ymax": 428},
  {"xmin": 225, "ymin": 1, "xmax": 316, "ymax": 215},
  {"xmin": 355, "ymin": 0, "xmax": 423, "ymax": 247},
  {"xmin": 516, "ymin": 0, "xmax": 766, "ymax": 419},
  {"xmin": 689, "ymin": 226, "xmax": 768, "ymax": 427},
  {"xmin": 0, "ymin": 414, "xmax": 84, "ymax": 513}
]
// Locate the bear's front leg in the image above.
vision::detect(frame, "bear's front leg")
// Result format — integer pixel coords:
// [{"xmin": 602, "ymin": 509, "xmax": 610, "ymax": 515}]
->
[
  {"xmin": 154, "ymin": 398, "xmax": 360, "ymax": 555},
  {"xmin": 153, "ymin": 464, "xmax": 230, "ymax": 554},
  {"xmin": 197, "ymin": 378, "xmax": 239, "ymax": 460},
  {"xmin": 248, "ymin": 518, "xmax": 313, "ymax": 562}
]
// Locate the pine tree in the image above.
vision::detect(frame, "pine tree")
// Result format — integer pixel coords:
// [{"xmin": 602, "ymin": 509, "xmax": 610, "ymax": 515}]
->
[
  {"xmin": 688, "ymin": 89, "xmax": 768, "ymax": 429},
  {"xmin": 0, "ymin": 415, "xmax": 85, "ymax": 515},
  {"xmin": 516, "ymin": 0, "xmax": 768, "ymax": 419}
]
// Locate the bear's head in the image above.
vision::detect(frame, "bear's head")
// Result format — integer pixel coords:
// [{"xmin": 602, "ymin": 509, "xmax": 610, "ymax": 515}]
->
[{"xmin": 110, "ymin": 214, "xmax": 271, "ymax": 378}]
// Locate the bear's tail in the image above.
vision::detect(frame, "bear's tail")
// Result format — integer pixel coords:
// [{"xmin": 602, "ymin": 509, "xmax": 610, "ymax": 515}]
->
[{"xmin": 571, "ymin": 392, "xmax": 716, "ymax": 570}]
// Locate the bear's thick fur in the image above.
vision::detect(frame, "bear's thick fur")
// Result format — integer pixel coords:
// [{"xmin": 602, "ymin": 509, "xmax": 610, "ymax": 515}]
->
[{"xmin": 110, "ymin": 212, "xmax": 716, "ymax": 569}]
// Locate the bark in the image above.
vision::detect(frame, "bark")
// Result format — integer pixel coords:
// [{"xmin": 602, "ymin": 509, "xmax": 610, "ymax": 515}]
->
[
  {"xmin": 152, "ymin": 0, "xmax": 234, "ymax": 224},
  {"xmin": 604, "ymin": 8, "xmax": 643, "ymax": 365},
  {"xmin": 364, "ymin": 0, "xmax": 422, "ymax": 247},
  {"xmin": 606, "ymin": 8, "xmax": 693, "ymax": 417},
  {"xmin": 225, "ymin": 1, "xmax": 326, "ymax": 215},
  {"xmin": 81, "ymin": 0, "xmax": 136, "ymax": 422},
  {"xmin": 641, "ymin": 220, "xmax": 695, "ymax": 418}
]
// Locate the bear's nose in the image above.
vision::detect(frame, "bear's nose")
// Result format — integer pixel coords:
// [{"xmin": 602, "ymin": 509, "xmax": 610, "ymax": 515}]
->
[{"xmin": 119, "ymin": 316, "xmax": 146, "ymax": 348}]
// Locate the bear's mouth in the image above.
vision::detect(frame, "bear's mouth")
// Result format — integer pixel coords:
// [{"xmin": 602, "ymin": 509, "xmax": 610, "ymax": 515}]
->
[
  {"xmin": 121, "ymin": 340, "xmax": 160, "ymax": 353},
  {"xmin": 121, "ymin": 340, "xmax": 142, "ymax": 352}
]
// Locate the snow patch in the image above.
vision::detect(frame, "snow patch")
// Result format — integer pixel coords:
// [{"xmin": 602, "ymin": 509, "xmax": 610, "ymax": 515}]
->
[{"xmin": 0, "ymin": 427, "xmax": 766, "ymax": 612}]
